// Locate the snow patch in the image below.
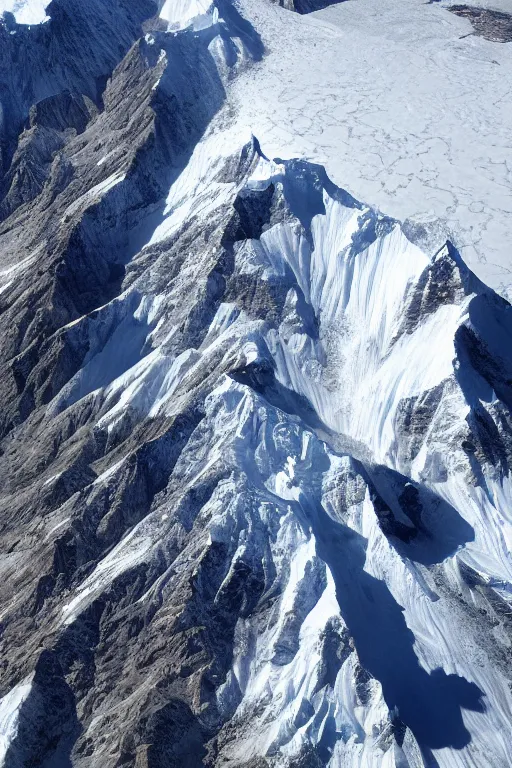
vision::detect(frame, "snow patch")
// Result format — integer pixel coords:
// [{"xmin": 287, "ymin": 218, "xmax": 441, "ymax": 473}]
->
[
  {"xmin": 0, "ymin": 0, "xmax": 49, "ymax": 24},
  {"xmin": 0, "ymin": 677, "xmax": 33, "ymax": 765}
]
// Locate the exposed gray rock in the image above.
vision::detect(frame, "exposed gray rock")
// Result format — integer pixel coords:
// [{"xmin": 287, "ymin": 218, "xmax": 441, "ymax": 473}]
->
[
  {"xmin": 0, "ymin": 2, "xmax": 511, "ymax": 767},
  {"xmin": 449, "ymin": 5, "xmax": 512, "ymax": 42}
]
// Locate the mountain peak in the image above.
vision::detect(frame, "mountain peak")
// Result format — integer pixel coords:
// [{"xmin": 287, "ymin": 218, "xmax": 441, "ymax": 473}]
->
[{"xmin": 0, "ymin": 1, "xmax": 511, "ymax": 767}]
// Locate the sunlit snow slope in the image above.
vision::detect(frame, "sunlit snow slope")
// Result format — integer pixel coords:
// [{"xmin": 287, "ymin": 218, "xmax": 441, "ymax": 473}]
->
[
  {"xmin": 0, "ymin": 1, "xmax": 511, "ymax": 767},
  {"xmin": 0, "ymin": 0, "xmax": 48, "ymax": 24}
]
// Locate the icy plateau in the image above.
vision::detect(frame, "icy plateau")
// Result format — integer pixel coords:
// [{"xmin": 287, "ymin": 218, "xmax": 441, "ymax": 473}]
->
[{"xmin": 0, "ymin": 1, "xmax": 511, "ymax": 767}]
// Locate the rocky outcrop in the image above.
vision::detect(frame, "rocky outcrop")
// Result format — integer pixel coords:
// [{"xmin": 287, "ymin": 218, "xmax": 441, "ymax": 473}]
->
[{"xmin": 449, "ymin": 5, "xmax": 512, "ymax": 42}]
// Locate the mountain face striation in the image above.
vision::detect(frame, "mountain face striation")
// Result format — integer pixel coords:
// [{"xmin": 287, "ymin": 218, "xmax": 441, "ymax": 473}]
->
[{"xmin": 0, "ymin": 1, "xmax": 511, "ymax": 767}]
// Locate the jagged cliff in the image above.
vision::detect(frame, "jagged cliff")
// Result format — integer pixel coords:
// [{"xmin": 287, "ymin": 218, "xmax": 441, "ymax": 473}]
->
[{"xmin": 0, "ymin": 2, "xmax": 511, "ymax": 767}]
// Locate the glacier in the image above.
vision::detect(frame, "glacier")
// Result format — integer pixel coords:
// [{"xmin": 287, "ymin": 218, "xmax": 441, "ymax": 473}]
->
[
  {"xmin": 0, "ymin": 0, "xmax": 511, "ymax": 767},
  {"xmin": 232, "ymin": 0, "xmax": 512, "ymax": 301}
]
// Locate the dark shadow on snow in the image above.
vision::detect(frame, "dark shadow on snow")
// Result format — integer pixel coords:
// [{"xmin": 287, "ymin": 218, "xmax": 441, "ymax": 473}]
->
[
  {"xmin": 362, "ymin": 462, "xmax": 475, "ymax": 566},
  {"xmin": 453, "ymin": 273, "xmax": 512, "ymax": 483},
  {"xmin": 230, "ymin": 359, "xmax": 325, "ymax": 430},
  {"xmin": 214, "ymin": 0, "xmax": 265, "ymax": 61},
  {"xmin": 454, "ymin": 290, "xmax": 512, "ymax": 412},
  {"xmin": 3, "ymin": 650, "xmax": 82, "ymax": 768},
  {"xmin": 299, "ymin": 466, "xmax": 485, "ymax": 751},
  {"xmin": 292, "ymin": 0, "xmax": 349, "ymax": 15}
]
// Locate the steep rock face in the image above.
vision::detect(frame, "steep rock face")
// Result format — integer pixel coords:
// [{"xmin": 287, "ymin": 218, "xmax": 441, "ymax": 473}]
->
[
  {"xmin": 0, "ymin": 0, "xmax": 157, "ymax": 181},
  {"xmin": 448, "ymin": 6, "xmax": 512, "ymax": 43},
  {"xmin": 0, "ymin": 2, "xmax": 511, "ymax": 768}
]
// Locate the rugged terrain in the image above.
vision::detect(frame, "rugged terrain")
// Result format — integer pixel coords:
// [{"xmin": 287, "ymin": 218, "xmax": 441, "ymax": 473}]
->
[{"xmin": 0, "ymin": 1, "xmax": 511, "ymax": 767}]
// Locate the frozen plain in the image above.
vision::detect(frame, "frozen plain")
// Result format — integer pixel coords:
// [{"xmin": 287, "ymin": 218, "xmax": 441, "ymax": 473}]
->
[{"xmin": 233, "ymin": 0, "xmax": 512, "ymax": 299}]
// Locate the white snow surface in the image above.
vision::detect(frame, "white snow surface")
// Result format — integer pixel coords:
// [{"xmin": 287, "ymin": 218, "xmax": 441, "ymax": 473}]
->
[
  {"xmin": 0, "ymin": 0, "xmax": 49, "ymax": 24},
  {"xmin": 158, "ymin": 0, "xmax": 216, "ymax": 30},
  {"xmin": 0, "ymin": 677, "xmax": 33, "ymax": 765},
  {"xmin": 234, "ymin": 0, "xmax": 512, "ymax": 300},
  {"xmin": 52, "ymin": 116, "xmax": 512, "ymax": 765},
  {"xmin": 13, "ymin": 7, "xmax": 512, "ymax": 764}
]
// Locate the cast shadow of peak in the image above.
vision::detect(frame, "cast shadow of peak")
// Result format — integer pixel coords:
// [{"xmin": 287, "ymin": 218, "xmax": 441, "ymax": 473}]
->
[
  {"xmin": 214, "ymin": 0, "xmax": 265, "ymax": 61},
  {"xmin": 229, "ymin": 358, "xmax": 325, "ymax": 430},
  {"xmin": 304, "ymin": 494, "xmax": 485, "ymax": 752},
  {"xmin": 362, "ymin": 462, "xmax": 475, "ymax": 566},
  {"xmin": 3, "ymin": 650, "xmax": 82, "ymax": 768},
  {"xmin": 454, "ymin": 288, "xmax": 512, "ymax": 412}
]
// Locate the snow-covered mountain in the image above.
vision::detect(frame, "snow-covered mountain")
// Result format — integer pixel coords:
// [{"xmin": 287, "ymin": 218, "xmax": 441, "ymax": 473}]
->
[{"xmin": 0, "ymin": 1, "xmax": 511, "ymax": 766}]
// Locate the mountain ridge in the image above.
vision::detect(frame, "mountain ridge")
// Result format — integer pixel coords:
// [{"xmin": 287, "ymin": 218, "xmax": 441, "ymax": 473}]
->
[{"xmin": 0, "ymin": 2, "xmax": 511, "ymax": 767}]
